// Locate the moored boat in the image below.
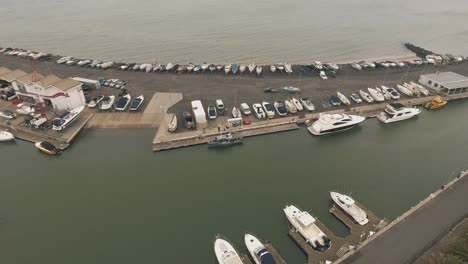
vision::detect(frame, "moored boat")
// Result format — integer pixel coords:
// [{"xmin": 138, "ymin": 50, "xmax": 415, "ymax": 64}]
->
[
  {"xmin": 274, "ymin": 101, "xmax": 288, "ymax": 116},
  {"xmin": 377, "ymin": 103, "xmax": 421, "ymax": 123},
  {"xmin": 239, "ymin": 65, "xmax": 246, "ymax": 74},
  {"xmin": 35, "ymin": 141, "xmax": 61, "ymax": 155},
  {"xmin": 262, "ymin": 101, "xmax": 275, "ymax": 119},
  {"xmin": 100, "ymin": 96, "xmax": 115, "ymax": 111},
  {"xmin": 270, "ymin": 65, "xmax": 276, "ymax": 73},
  {"xmin": 16, "ymin": 104, "xmax": 36, "ymax": 115},
  {"xmin": 224, "ymin": 64, "xmax": 231, "ymax": 75},
  {"xmin": 376, "ymin": 87, "xmax": 391, "ymax": 100},
  {"xmin": 214, "ymin": 236, "xmax": 243, "ymax": 264},
  {"xmin": 52, "ymin": 105, "xmax": 85, "ymax": 131},
  {"xmin": 308, "ymin": 113, "xmax": 366, "ymax": 136},
  {"xmin": 231, "ymin": 64, "xmax": 239, "ymax": 74},
  {"xmin": 167, "ymin": 114, "xmax": 177, "ymax": 132},
  {"xmin": 248, "ymin": 64, "xmax": 256, "ymax": 73},
  {"xmin": 292, "ymin": 97, "xmax": 303, "ymax": 111},
  {"xmin": 0, "ymin": 130, "xmax": 14, "ymax": 141},
  {"xmin": 396, "ymin": 84, "xmax": 413, "ymax": 96},
  {"xmin": 115, "ymin": 94, "xmax": 131, "ymax": 111},
  {"xmin": 381, "ymin": 86, "xmax": 400, "ymax": 100},
  {"xmin": 208, "ymin": 133, "xmax": 243, "ymax": 148},
  {"xmin": 129, "ymin": 95, "xmax": 144, "ymax": 111},
  {"xmin": 359, "ymin": 90, "xmax": 374, "ymax": 103},
  {"xmin": 244, "ymin": 233, "xmax": 277, "ymax": 264},
  {"xmin": 337, "ymin": 92, "xmax": 351, "ymax": 105},
  {"xmin": 330, "ymin": 191, "xmax": 369, "ymax": 225},
  {"xmin": 367, "ymin": 87, "xmax": 385, "ymax": 102},
  {"xmin": 232, "ymin": 107, "xmax": 241, "ymax": 118},
  {"xmin": 256, "ymin": 66, "xmax": 263, "ymax": 75},
  {"xmin": 424, "ymin": 96, "xmax": 447, "ymax": 110},
  {"xmin": 87, "ymin": 95, "xmax": 105, "ymax": 108},
  {"xmin": 284, "ymin": 99, "xmax": 297, "ymax": 114},
  {"xmin": 300, "ymin": 97, "xmax": 315, "ymax": 111}
]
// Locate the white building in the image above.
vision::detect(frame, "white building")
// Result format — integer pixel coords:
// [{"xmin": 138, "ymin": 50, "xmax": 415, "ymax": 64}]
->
[
  {"xmin": 0, "ymin": 69, "xmax": 86, "ymax": 111},
  {"xmin": 419, "ymin": 72, "xmax": 468, "ymax": 95}
]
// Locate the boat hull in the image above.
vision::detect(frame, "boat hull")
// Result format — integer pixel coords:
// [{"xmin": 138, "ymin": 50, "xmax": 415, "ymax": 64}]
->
[{"xmin": 308, "ymin": 123, "xmax": 358, "ymax": 136}]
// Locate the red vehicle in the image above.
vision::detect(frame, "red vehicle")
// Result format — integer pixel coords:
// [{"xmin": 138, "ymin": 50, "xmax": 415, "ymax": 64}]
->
[{"xmin": 243, "ymin": 118, "xmax": 251, "ymax": 125}]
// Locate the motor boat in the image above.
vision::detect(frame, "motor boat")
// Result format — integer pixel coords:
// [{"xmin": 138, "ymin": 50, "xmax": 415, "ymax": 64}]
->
[
  {"xmin": 224, "ymin": 64, "xmax": 231, "ymax": 75},
  {"xmin": 201, "ymin": 63, "xmax": 209, "ymax": 71},
  {"xmin": 359, "ymin": 90, "xmax": 374, "ymax": 103},
  {"xmin": 262, "ymin": 102, "xmax": 275, "ymax": 119},
  {"xmin": 193, "ymin": 65, "xmax": 202, "ymax": 72},
  {"xmin": 281, "ymin": 86, "xmax": 301, "ymax": 94},
  {"xmin": 209, "ymin": 65, "xmax": 216, "ymax": 72},
  {"xmin": 378, "ymin": 62, "xmax": 390, "ymax": 68},
  {"xmin": 129, "ymin": 95, "xmax": 144, "ymax": 111},
  {"xmin": 240, "ymin": 103, "xmax": 251, "ymax": 115},
  {"xmin": 376, "ymin": 87, "xmax": 391, "ymax": 100},
  {"xmin": 65, "ymin": 59, "xmax": 78, "ymax": 65},
  {"xmin": 132, "ymin": 64, "xmax": 141, "ymax": 71},
  {"xmin": 208, "ymin": 133, "xmax": 242, "ymax": 147},
  {"xmin": 167, "ymin": 114, "xmax": 177, "ymax": 132},
  {"xmin": 308, "ymin": 113, "xmax": 366, "ymax": 136},
  {"xmin": 186, "ymin": 63, "xmax": 195, "ymax": 72},
  {"xmin": 377, "ymin": 103, "xmax": 421, "ymax": 123},
  {"xmin": 177, "ymin": 65, "xmax": 187, "ymax": 73},
  {"xmin": 284, "ymin": 205, "xmax": 331, "ymax": 251},
  {"xmin": 159, "ymin": 64, "xmax": 166, "ymax": 71},
  {"xmin": 101, "ymin": 61, "xmax": 114, "ymax": 69},
  {"xmin": 239, "ymin": 65, "xmax": 246, "ymax": 74},
  {"xmin": 90, "ymin": 60, "xmax": 101, "ymax": 68},
  {"xmin": 115, "ymin": 94, "xmax": 131, "ymax": 111},
  {"xmin": 381, "ymin": 86, "xmax": 400, "ymax": 100},
  {"xmin": 231, "ymin": 64, "xmax": 239, "ymax": 74},
  {"xmin": 232, "ymin": 107, "xmax": 241, "ymax": 118},
  {"xmin": 214, "ymin": 237, "xmax": 243, "ymax": 264},
  {"xmin": 367, "ymin": 88, "xmax": 385, "ymax": 102},
  {"xmin": 0, "ymin": 130, "xmax": 14, "ymax": 141},
  {"xmin": 256, "ymin": 66, "xmax": 263, "ymax": 75},
  {"xmin": 359, "ymin": 61, "xmax": 369, "ymax": 69},
  {"xmin": 152, "ymin": 64, "xmax": 161, "ymax": 72},
  {"xmin": 319, "ymin": 71, "xmax": 328, "ymax": 80},
  {"xmin": 330, "ymin": 95, "xmax": 341, "ymax": 106},
  {"xmin": 300, "ymin": 97, "xmax": 315, "ymax": 111},
  {"xmin": 330, "ymin": 191, "xmax": 369, "ymax": 225},
  {"xmin": 292, "ymin": 98, "xmax": 303, "ymax": 111},
  {"xmin": 146, "ymin": 64, "xmax": 153, "ymax": 73},
  {"xmin": 276, "ymin": 64, "xmax": 285, "ymax": 72},
  {"xmin": 252, "ymin": 103, "xmax": 266, "ymax": 119},
  {"xmin": 285, "ymin": 63, "xmax": 293, "ymax": 73},
  {"xmin": 337, "ymin": 92, "xmax": 351, "ymax": 105},
  {"xmin": 207, "ymin": 104, "xmax": 217, "ymax": 119},
  {"xmin": 248, "ymin": 64, "xmax": 256, "ymax": 74},
  {"xmin": 424, "ymin": 96, "xmax": 447, "ymax": 110},
  {"xmin": 397, "ymin": 61, "xmax": 406, "ymax": 68},
  {"xmin": 403, "ymin": 83, "xmax": 420, "ymax": 96},
  {"xmin": 270, "ymin": 65, "xmax": 276, "ymax": 73},
  {"xmin": 183, "ymin": 111, "xmax": 195, "ymax": 129},
  {"xmin": 284, "ymin": 99, "xmax": 297, "ymax": 114},
  {"xmin": 16, "ymin": 104, "xmax": 36, "ymax": 115},
  {"xmin": 368, "ymin": 62, "xmax": 376, "ymax": 69},
  {"xmin": 35, "ymin": 141, "xmax": 61, "ymax": 155},
  {"xmin": 87, "ymin": 95, "xmax": 105, "ymax": 108},
  {"xmin": 166, "ymin": 63, "xmax": 175, "ymax": 71},
  {"xmin": 396, "ymin": 84, "xmax": 413, "ymax": 96},
  {"xmin": 77, "ymin": 59, "xmax": 91, "ymax": 66},
  {"xmin": 100, "ymin": 95, "xmax": 115, "ymax": 111},
  {"xmin": 216, "ymin": 65, "xmax": 224, "ymax": 71},
  {"xmin": 56, "ymin": 56, "xmax": 71, "ymax": 64},
  {"xmin": 351, "ymin": 63, "xmax": 362, "ymax": 71},
  {"xmin": 410, "ymin": 82, "xmax": 430, "ymax": 96},
  {"xmin": 326, "ymin": 63, "xmax": 339, "ymax": 71},
  {"xmin": 274, "ymin": 101, "xmax": 288, "ymax": 116},
  {"xmin": 350, "ymin": 93, "xmax": 362, "ymax": 104},
  {"xmin": 244, "ymin": 234, "xmax": 277, "ymax": 264},
  {"xmin": 52, "ymin": 105, "xmax": 85, "ymax": 131},
  {"xmin": 314, "ymin": 61, "xmax": 323, "ymax": 70}
]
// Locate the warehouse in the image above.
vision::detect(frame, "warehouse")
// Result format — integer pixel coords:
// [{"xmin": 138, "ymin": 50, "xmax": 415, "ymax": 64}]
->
[{"xmin": 419, "ymin": 72, "xmax": 468, "ymax": 95}]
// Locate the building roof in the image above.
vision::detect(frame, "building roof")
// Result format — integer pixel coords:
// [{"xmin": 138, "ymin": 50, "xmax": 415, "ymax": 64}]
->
[
  {"xmin": 37, "ymin": 74, "xmax": 62, "ymax": 87},
  {"xmin": 52, "ymin": 78, "xmax": 81, "ymax": 91},
  {"xmin": 16, "ymin": 73, "xmax": 45, "ymax": 85},
  {"xmin": 422, "ymin": 72, "xmax": 468, "ymax": 90},
  {"xmin": 0, "ymin": 69, "xmax": 28, "ymax": 82},
  {"xmin": 0, "ymin": 67, "xmax": 11, "ymax": 76}
]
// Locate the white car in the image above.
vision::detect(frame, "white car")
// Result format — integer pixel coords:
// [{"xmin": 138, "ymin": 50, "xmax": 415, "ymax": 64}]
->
[
  {"xmin": 320, "ymin": 71, "xmax": 328, "ymax": 80},
  {"xmin": 240, "ymin": 103, "xmax": 251, "ymax": 115}
]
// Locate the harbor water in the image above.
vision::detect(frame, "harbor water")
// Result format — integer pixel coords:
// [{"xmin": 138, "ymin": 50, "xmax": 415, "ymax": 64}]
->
[
  {"xmin": 1, "ymin": 100, "xmax": 468, "ymax": 263},
  {"xmin": 0, "ymin": 0, "xmax": 467, "ymax": 64}
]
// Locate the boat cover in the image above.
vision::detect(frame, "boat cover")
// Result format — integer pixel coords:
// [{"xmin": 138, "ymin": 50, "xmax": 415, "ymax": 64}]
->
[{"xmin": 257, "ymin": 249, "xmax": 277, "ymax": 264}]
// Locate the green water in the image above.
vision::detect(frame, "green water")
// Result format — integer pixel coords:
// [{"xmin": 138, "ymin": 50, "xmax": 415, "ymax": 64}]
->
[{"xmin": 1, "ymin": 101, "xmax": 467, "ymax": 264}]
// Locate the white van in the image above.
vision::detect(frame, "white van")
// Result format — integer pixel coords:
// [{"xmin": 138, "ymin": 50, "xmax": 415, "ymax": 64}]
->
[{"xmin": 215, "ymin": 99, "xmax": 224, "ymax": 110}]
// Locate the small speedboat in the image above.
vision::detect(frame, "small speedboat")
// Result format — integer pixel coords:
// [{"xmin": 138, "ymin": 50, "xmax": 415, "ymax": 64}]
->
[
  {"xmin": 351, "ymin": 63, "xmax": 362, "ymax": 71},
  {"xmin": 262, "ymin": 101, "xmax": 275, "ymax": 119},
  {"xmin": 193, "ymin": 65, "xmax": 202, "ymax": 72},
  {"xmin": 300, "ymin": 97, "xmax": 315, "ymax": 111},
  {"xmin": 330, "ymin": 95, "xmax": 341, "ymax": 106},
  {"xmin": 166, "ymin": 63, "xmax": 175, "ymax": 71},
  {"xmin": 0, "ymin": 130, "xmax": 14, "ymax": 141},
  {"xmin": 244, "ymin": 234, "xmax": 277, "ymax": 264},
  {"xmin": 115, "ymin": 94, "xmax": 131, "ymax": 111},
  {"xmin": 256, "ymin": 66, "xmax": 262, "ymax": 75},
  {"xmin": 252, "ymin": 103, "xmax": 266, "ymax": 119},
  {"xmin": 281, "ymin": 86, "xmax": 301, "ymax": 94},
  {"xmin": 232, "ymin": 107, "xmax": 241, "ymax": 118},
  {"xmin": 186, "ymin": 64, "xmax": 194, "ymax": 72},
  {"xmin": 231, "ymin": 64, "xmax": 239, "ymax": 74},
  {"xmin": 424, "ymin": 96, "xmax": 447, "ymax": 110},
  {"xmin": 208, "ymin": 133, "xmax": 243, "ymax": 148},
  {"xmin": 207, "ymin": 104, "xmax": 217, "ymax": 119},
  {"xmin": 396, "ymin": 84, "xmax": 413, "ymax": 96},
  {"xmin": 209, "ymin": 65, "xmax": 216, "ymax": 72},
  {"xmin": 410, "ymin": 81, "xmax": 430, "ymax": 96},
  {"xmin": 224, "ymin": 64, "xmax": 231, "ymax": 75},
  {"xmin": 350, "ymin": 93, "xmax": 362, "ymax": 104},
  {"xmin": 292, "ymin": 98, "xmax": 303, "ymax": 111},
  {"xmin": 337, "ymin": 92, "xmax": 351, "ymax": 105},
  {"xmin": 35, "ymin": 141, "xmax": 61, "ymax": 155},
  {"xmin": 214, "ymin": 236, "xmax": 243, "ymax": 264},
  {"xmin": 382, "ymin": 86, "xmax": 400, "ymax": 100},
  {"xmin": 376, "ymin": 87, "xmax": 391, "ymax": 100},
  {"xmin": 87, "ymin": 95, "xmax": 105, "ymax": 108},
  {"xmin": 284, "ymin": 99, "xmax": 297, "ymax": 114},
  {"xmin": 359, "ymin": 90, "xmax": 374, "ymax": 103},
  {"xmin": 216, "ymin": 65, "xmax": 224, "ymax": 71},
  {"xmin": 368, "ymin": 88, "xmax": 385, "ymax": 102},
  {"xmin": 285, "ymin": 63, "xmax": 293, "ymax": 73},
  {"xmin": 201, "ymin": 63, "xmax": 209, "ymax": 71},
  {"xmin": 314, "ymin": 61, "xmax": 323, "ymax": 70},
  {"xmin": 100, "ymin": 96, "xmax": 115, "ymax": 111},
  {"xmin": 276, "ymin": 64, "xmax": 285, "ymax": 72},
  {"xmin": 129, "ymin": 95, "xmax": 144, "ymax": 111},
  {"xmin": 248, "ymin": 64, "xmax": 256, "ymax": 73},
  {"xmin": 16, "ymin": 105, "xmax": 36, "ymax": 115},
  {"xmin": 274, "ymin": 101, "xmax": 288, "ymax": 116},
  {"xmin": 153, "ymin": 64, "xmax": 161, "ymax": 72},
  {"xmin": 239, "ymin": 65, "xmax": 246, "ymax": 74},
  {"xmin": 270, "ymin": 65, "xmax": 276, "ymax": 73},
  {"xmin": 167, "ymin": 114, "xmax": 177, "ymax": 132}
]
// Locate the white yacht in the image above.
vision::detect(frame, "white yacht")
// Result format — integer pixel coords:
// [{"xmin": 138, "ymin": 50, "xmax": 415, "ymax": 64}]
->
[
  {"xmin": 337, "ymin": 92, "xmax": 351, "ymax": 105},
  {"xmin": 291, "ymin": 98, "xmax": 303, "ymax": 111},
  {"xmin": 284, "ymin": 99, "xmax": 297, "ymax": 114},
  {"xmin": 396, "ymin": 84, "xmax": 413, "ymax": 96},
  {"xmin": 376, "ymin": 87, "xmax": 391, "ymax": 100},
  {"xmin": 252, "ymin": 103, "xmax": 266, "ymax": 119},
  {"xmin": 308, "ymin": 113, "xmax": 366, "ymax": 136},
  {"xmin": 100, "ymin": 95, "xmax": 115, "ymax": 111},
  {"xmin": 377, "ymin": 103, "xmax": 421, "ymax": 123},
  {"xmin": 300, "ymin": 97, "xmax": 315, "ymax": 111},
  {"xmin": 52, "ymin": 105, "xmax": 85, "ymax": 131},
  {"xmin": 330, "ymin": 191, "xmax": 369, "ymax": 226},
  {"xmin": 115, "ymin": 94, "xmax": 132, "ymax": 111},
  {"xmin": 284, "ymin": 205, "xmax": 331, "ymax": 251},
  {"xmin": 0, "ymin": 130, "xmax": 14, "ymax": 141},
  {"xmin": 359, "ymin": 90, "xmax": 375, "ymax": 103},
  {"xmin": 214, "ymin": 237, "xmax": 243, "ymax": 264},
  {"xmin": 262, "ymin": 102, "xmax": 275, "ymax": 119},
  {"xmin": 381, "ymin": 86, "xmax": 400, "ymax": 100},
  {"xmin": 274, "ymin": 101, "xmax": 288, "ymax": 116},
  {"xmin": 367, "ymin": 87, "xmax": 385, "ymax": 102},
  {"xmin": 244, "ymin": 234, "xmax": 277, "ymax": 264}
]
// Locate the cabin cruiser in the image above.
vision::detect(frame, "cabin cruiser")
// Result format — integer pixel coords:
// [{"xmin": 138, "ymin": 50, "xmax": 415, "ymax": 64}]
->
[
  {"xmin": 308, "ymin": 113, "xmax": 366, "ymax": 136},
  {"xmin": 201, "ymin": 63, "xmax": 209, "ymax": 71},
  {"xmin": 256, "ymin": 66, "xmax": 263, "ymax": 75},
  {"xmin": 330, "ymin": 95, "xmax": 341, "ymax": 106},
  {"xmin": 314, "ymin": 61, "xmax": 323, "ymax": 70},
  {"xmin": 231, "ymin": 64, "xmax": 239, "ymax": 74},
  {"xmin": 367, "ymin": 88, "xmax": 385, "ymax": 102},
  {"xmin": 410, "ymin": 82, "xmax": 430, "ymax": 96},
  {"xmin": 252, "ymin": 103, "xmax": 266, "ymax": 119},
  {"xmin": 166, "ymin": 63, "xmax": 175, "ymax": 71},
  {"xmin": 224, "ymin": 64, "xmax": 232, "ymax": 74},
  {"xmin": 377, "ymin": 103, "xmax": 421, "ymax": 123},
  {"xmin": 214, "ymin": 237, "xmax": 243, "ymax": 264},
  {"xmin": 100, "ymin": 96, "xmax": 115, "ymax": 111},
  {"xmin": 319, "ymin": 71, "xmax": 328, "ymax": 80},
  {"xmin": 248, "ymin": 64, "xmax": 256, "ymax": 73},
  {"xmin": 274, "ymin": 101, "xmax": 288, "ymax": 116},
  {"xmin": 300, "ymin": 97, "xmax": 315, "ymax": 111},
  {"xmin": 330, "ymin": 192, "xmax": 369, "ymax": 225},
  {"xmin": 284, "ymin": 99, "xmax": 297, "ymax": 114},
  {"xmin": 381, "ymin": 86, "xmax": 400, "ymax": 100},
  {"xmin": 239, "ymin": 65, "xmax": 246, "ymax": 74},
  {"xmin": 337, "ymin": 92, "xmax": 351, "ymax": 105},
  {"xmin": 183, "ymin": 111, "xmax": 195, "ymax": 129},
  {"xmin": 424, "ymin": 96, "xmax": 447, "ymax": 110},
  {"xmin": 351, "ymin": 63, "xmax": 362, "ymax": 71},
  {"xmin": 244, "ymin": 234, "xmax": 277, "ymax": 264},
  {"xmin": 376, "ymin": 87, "xmax": 391, "ymax": 100},
  {"xmin": 403, "ymin": 83, "xmax": 420, "ymax": 96},
  {"xmin": 350, "ymin": 93, "xmax": 362, "ymax": 104},
  {"xmin": 209, "ymin": 64, "xmax": 216, "ymax": 72},
  {"xmin": 270, "ymin": 65, "xmax": 276, "ymax": 73},
  {"xmin": 262, "ymin": 102, "xmax": 275, "ymax": 119},
  {"xmin": 359, "ymin": 90, "xmax": 374, "ymax": 103},
  {"xmin": 208, "ymin": 133, "xmax": 242, "ymax": 147},
  {"xmin": 129, "ymin": 95, "xmax": 144, "ymax": 111},
  {"xmin": 292, "ymin": 98, "xmax": 303, "ymax": 111},
  {"xmin": 87, "ymin": 95, "xmax": 105, "ymax": 108},
  {"xmin": 0, "ymin": 130, "xmax": 14, "ymax": 141},
  {"xmin": 35, "ymin": 141, "xmax": 61, "ymax": 155},
  {"xmin": 326, "ymin": 63, "xmax": 339, "ymax": 71},
  {"xmin": 284, "ymin": 205, "xmax": 331, "ymax": 251},
  {"xmin": 240, "ymin": 103, "xmax": 251, "ymax": 115},
  {"xmin": 285, "ymin": 63, "xmax": 293, "ymax": 73},
  {"xmin": 207, "ymin": 104, "xmax": 217, "ymax": 119},
  {"xmin": 115, "ymin": 94, "xmax": 131, "ymax": 111},
  {"xmin": 276, "ymin": 64, "xmax": 285, "ymax": 72},
  {"xmin": 232, "ymin": 107, "xmax": 241, "ymax": 118},
  {"xmin": 52, "ymin": 106, "xmax": 85, "ymax": 131},
  {"xmin": 167, "ymin": 114, "xmax": 177, "ymax": 132},
  {"xmin": 396, "ymin": 84, "xmax": 413, "ymax": 96}
]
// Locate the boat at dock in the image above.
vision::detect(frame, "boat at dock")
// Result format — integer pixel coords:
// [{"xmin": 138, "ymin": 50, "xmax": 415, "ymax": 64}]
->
[
  {"xmin": 129, "ymin": 95, "xmax": 144, "ymax": 111},
  {"xmin": 330, "ymin": 95, "xmax": 341, "ymax": 106},
  {"xmin": 396, "ymin": 84, "xmax": 413, "ymax": 96},
  {"xmin": 350, "ymin": 93, "xmax": 362, "ymax": 104},
  {"xmin": 410, "ymin": 81, "xmax": 430, "ymax": 96},
  {"xmin": 308, "ymin": 113, "xmax": 366, "ymax": 136},
  {"xmin": 16, "ymin": 104, "xmax": 36, "ymax": 115},
  {"xmin": 256, "ymin": 66, "xmax": 263, "ymax": 75},
  {"xmin": 368, "ymin": 87, "xmax": 385, "ymax": 102},
  {"xmin": 208, "ymin": 133, "xmax": 243, "ymax": 148},
  {"xmin": 224, "ymin": 64, "xmax": 231, "ymax": 75},
  {"xmin": 239, "ymin": 65, "xmax": 246, "ymax": 74},
  {"xmin": 216, "ymin": 65, "xmax": 224, "ymax": 71},
  {"xmin": 214, "ymin": 237, "xmax": 243, "ymax": 264},
  {"xmin": 404, "ymin": 83, "xmax": 420, "ymax": 96},
  {"xmin": 52, "ymin": 105, "xmax": 85, "ymax": 131},
  {"xmin": 284, "ymin": 99, "xmax": 297, "ymax": 114},
  {"xmin": 381, "ymin": 86, "xmax": 400, "ymax": 100},
  {"xmin": 100, "ymin": 96, "xmax": 115, "ymax": 111},
  {"xmin": 330, "ymin": 191, "xmax": 369, "ymax": 225},
  {"xmin": 201, "ymin": 63, "xmax": 209, "ymax": 71},
  {"xmin": 337, "ymin": 92, "xmax": 351, "ymax": 105},
  {"xmin": 252, "ymin": 103, "xmax": 266, "ymax": 119},
  {"xmin": 377, "ymin": 103, "xmax": 421, "ymax": 124},
  {"xmin": 0, "ymin": 130, "xmax": 14, "ymax": 141},
  {"xmin": 292, "ymin": 98, "xmax": 303, "ymax": 111},
  {"xmin": 167, "ymin": 114, "xmax": 177, "ymax": 132},
  {"xmin": 262, "ymin": 102, "xmax": 275, "ymax": 119},
  {"xmin": 115, "ymin": 94, "xmax": 131, "ymax": 111},
  {"xmin": 209, "ymin": 65, "xmax": 216, "ymax": 72},
  {"xmin": 231, "ymin": 64, "xmax": 239, "ymax": 74},
  {"xmin": 285, "ymin": 63, "xmax": 293, "ymax": 73},
  {"xmin": 274, "ymin": 101, "xmax": 288, "ymax": 116},
  {"xmin": 244, "ymin": 233, "xmax": 277, "ymax": 264},
  {"xmin": 248, "ymin": 64, "xmax": 256, "ymax": 73},
  {"xmin": 300, "ymin": 97, "xmax": 315, "ymax": 111},
  {"xmin": 281, "ymin": 86, "xmax": 301, "ymax": 94},
  {"xmin": 232, "ymin": 107, "xmax": 241, "ymax": 118},
  {"xmin": 424, "ymin": 96, "xmax": 447, "ymax": 110},
  {"xmin": 270, "ymin": 65, "xmax": 276, "ymax": 73},
  {"xmin": 35, "ymin": 141, "xmax": 61, "ymax": 155},
  {"xmin": 283, "ymin": 204, "xmax": 331, "ymax": 251},
  {"xmin": 87, "ymin": 95, "xmax": 105, "ymax": 108},
  {"xmin": 376, "ymin": 87, "xmax": 391, "ymax": 100}
]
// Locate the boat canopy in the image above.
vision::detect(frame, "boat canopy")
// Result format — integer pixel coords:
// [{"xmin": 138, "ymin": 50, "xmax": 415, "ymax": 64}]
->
[
  {"xmin": 258, "ymin": 249, "xmax": 277, "ymax": 264},
  {"xmin": 297, "ymin": 211, "xmax": 315, "ymax": 226}
]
